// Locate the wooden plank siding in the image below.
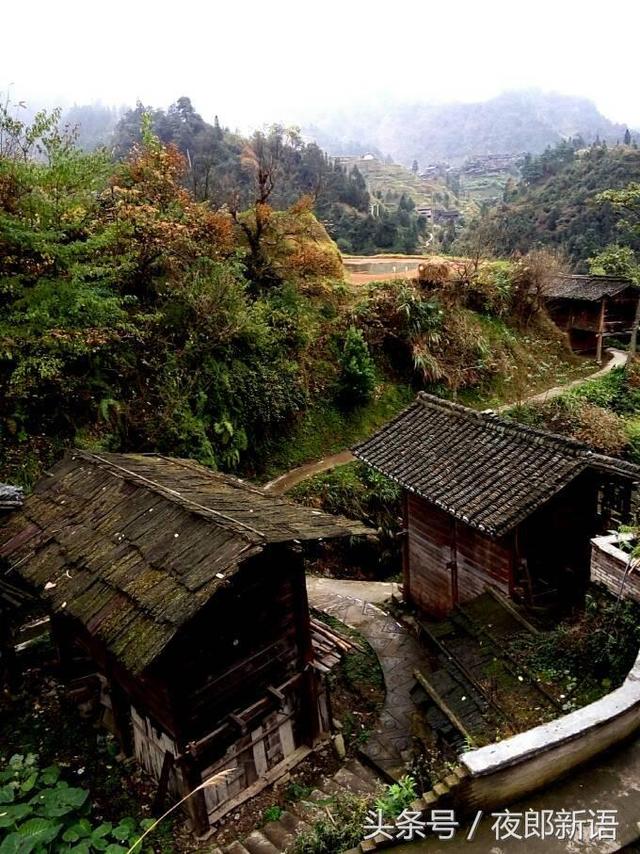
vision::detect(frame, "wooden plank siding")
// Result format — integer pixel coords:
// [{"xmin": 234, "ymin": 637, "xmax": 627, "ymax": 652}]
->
[
  {"xmin": 406, "ymin": 495, "xmax": 512, "ymax": 617},
  {"xmin": 156, "ymin": 547, "xmax": 306, "ymax": 742}
]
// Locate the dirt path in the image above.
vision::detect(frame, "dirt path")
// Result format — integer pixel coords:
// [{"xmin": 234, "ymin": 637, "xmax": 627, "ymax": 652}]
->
[
  {"xmin": 265, "ymin": 348, "xmax": 628, "ymax": 495},
  {"xmin": 493, "ymin": 347, "xmax": 627, "ymax": 411},
  {"xmin": 263, "ymin": 449, "xmax": 355, "ymax": 494}
]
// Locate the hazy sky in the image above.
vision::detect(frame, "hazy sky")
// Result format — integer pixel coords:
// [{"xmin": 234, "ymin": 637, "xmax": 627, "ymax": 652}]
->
[{"xmin": 4, "ymin": 0, "xmax": 640, "ymax": 129}]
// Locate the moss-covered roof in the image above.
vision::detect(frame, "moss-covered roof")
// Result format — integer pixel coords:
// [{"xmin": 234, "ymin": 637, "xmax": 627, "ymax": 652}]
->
[{"xmin": 0, "ymin": 451, "xmax": 367, "ymax": 673}]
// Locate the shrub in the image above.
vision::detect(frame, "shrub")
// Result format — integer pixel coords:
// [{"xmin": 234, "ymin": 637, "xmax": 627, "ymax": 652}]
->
[
  {"xmin": 262, "ymin": 805, "xmax": 283, "ymax": 824},
  {"xmin": 375, "ymin": 776, "xmax": 417, "ymax": 819},
  {"xmin": 337, "ymin": 326, "xmax": 376, "ymax": 405},
  {"xmin": 291, "ymin": 791, "xmax": 371, "ymax": 854},
  {"xmin": 510, "ymin": 587, "xmax": 640, "ymax": 691}
]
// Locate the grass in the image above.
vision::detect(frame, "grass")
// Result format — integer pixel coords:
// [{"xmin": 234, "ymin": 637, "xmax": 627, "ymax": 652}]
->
[
  {"xmin": 456, "ymin": 329, "xmax": 599, "ymax": 410},
  {"xmin": 261, "ymin": 325, "xmax": 601, "ymax": 484},
  {"xmin": 259, "ymin": 381, "xmax": 413, "ymax": 481}
]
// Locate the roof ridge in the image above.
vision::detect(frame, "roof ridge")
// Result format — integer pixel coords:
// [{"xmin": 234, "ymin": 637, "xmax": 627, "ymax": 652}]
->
[
  {"xmin": 72, "ymin": 451, "xmax": 265, "ymax": 543},
  {"xmin": 415, "ymin": 392, "xmax": 596, "ymax": 457},
  {"xmin": 556, "ymin": 273, "xmax": 631, "ymax": 283}
]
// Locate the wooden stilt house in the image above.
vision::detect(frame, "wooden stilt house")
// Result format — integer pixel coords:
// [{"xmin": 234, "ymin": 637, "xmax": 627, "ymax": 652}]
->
[
  {"xmin": 0, "ymin": 452, "xmax": 367, "ymax": 833},
  {"xmin": 543, "ymin": 274, "xmax": 637, "ymax": 361},
  {"xmin": 354, "ymin": 394, "xmax": 640, "ymax": 617}
]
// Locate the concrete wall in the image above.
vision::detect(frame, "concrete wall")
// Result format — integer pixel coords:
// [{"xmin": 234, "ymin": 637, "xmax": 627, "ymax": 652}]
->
[{"xmin": 456, "ymin": 645, "xmax": 640, "ymax": 810}]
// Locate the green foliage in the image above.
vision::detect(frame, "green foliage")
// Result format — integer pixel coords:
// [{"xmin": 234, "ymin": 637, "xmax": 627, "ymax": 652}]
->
[
  {"xmin": 338, "ymin": 327, "xmax": 376, "ymax": 405},
  {"xmin": 261, "ymin": 805, "xmax": 283, "ymax": 824},
  {"xmin": 510, "ymin": 588, "xmax": 640, "ymax": 699},
  {"xmin": 291, "ymin": 461, "xmax": 401, "ymax": 575},
  {"xmin": 589, "ymin": 244, "xmax": 640, "ymax": 283},
  {"xmin": 284, "ymin": 782, "xmax": 312, "ymax": 803},
  {"xmin": 0, "ymin": 106, "xmax": 334, "ymax": 483},
  {"xmin": 461, "ymin": 142, "xmax": 640, "ymax": 266},
  {"xmin": 291, "ymin": 791, "xmax": 371, "ymax": 854},
  {"xmin": 508, "ymin": 365, "xmax": 640, "ymax": 459},
  {"xmin": 0, "ymin": 754, "xmax": 153, "ymax": 854},
  {"xmin": 374, "ymin": 776, "xmax": 417, "ymax": 819}
]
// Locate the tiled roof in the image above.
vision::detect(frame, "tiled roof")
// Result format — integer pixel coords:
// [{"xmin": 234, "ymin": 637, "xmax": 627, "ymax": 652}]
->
[
  {"xmin": 353, "ymin": 394, "xmax": 640, "ymax": 538},
  {"xmin": 0, "ymin": 484, "xmax": 23, "ymax": 510},
  {"xmin": 0, "ymin": 451, "xmax": 367, "ymax": 673},
  {"xmin": 544, "ymin": 274, "xmax": 633, "ymax": 302}
]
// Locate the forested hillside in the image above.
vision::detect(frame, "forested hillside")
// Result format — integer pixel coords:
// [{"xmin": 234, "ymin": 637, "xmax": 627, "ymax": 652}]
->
[
  {"xmin": 70, "ymin": 97, "xmax": 428, "ymax": 255},
  {"xmin": 0, "ymin": 105, "xmax": 580, "ymax": 487},
  {"xmin": 306, "ymin": 91, "xmax": 630, "ymax": 168},
  {"xmin": 458, "ymin": 141, "xmax": 640, "ymax": 267}
]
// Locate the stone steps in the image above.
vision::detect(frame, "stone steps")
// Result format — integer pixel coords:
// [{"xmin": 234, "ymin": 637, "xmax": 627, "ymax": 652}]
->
[
  {"xmin": 354, "ymin": 764, "xmax": 471, "ymax": 852},
  {"xmin": 220, "ymin": 756, "xmax": 383, "ymax": 854}
]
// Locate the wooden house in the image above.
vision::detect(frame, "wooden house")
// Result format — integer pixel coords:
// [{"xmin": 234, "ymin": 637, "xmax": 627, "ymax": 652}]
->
[
  {"xmin": 0, "ymin": 451, "xmax": 367, "ymax": 833},
  {"xmin": 354, "ymin": 394, "xmax": 640, "ymax": 618},
  {"xmin": 543, "ymin": 274, "xmax": 637, "ymax": 361}
]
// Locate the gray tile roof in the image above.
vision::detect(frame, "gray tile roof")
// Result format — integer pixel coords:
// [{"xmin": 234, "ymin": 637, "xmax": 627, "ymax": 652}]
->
[
  {"xmin": 353, "ymin": 394, "xmax": 640, "ymax": 538},
  {"xmin": 544, "ymin": 274, "xmax": 633, "ymax": 302}
]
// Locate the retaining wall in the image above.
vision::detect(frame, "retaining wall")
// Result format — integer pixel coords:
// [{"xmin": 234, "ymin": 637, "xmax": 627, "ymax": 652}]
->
[{"xmin": 457, "ymin": 648, "xmax": 640, "ymax": 809}]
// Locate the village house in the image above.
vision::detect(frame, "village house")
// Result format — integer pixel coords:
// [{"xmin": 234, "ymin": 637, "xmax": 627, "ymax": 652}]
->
[
  {"xmin": 543, "ymin": 273, "xmax": 638, "ymax": 361},
  {"xmin": 354, "ymin": 393, "xmax": 640, "ymax": 617},
  {"xmin": 0, "ymin": 451, "xmax": 366, "ymax": 834},
  {"xmin": 433, "ymin": 208, "xmax": 461, "ymax": 225}
]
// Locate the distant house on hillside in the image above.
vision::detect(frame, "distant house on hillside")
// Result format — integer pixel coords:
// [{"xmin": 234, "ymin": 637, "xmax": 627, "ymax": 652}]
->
[
  {"xmin": 0, "ymin": 452, "xmax": 366, "ymax": 833},
  {"xmin": 354, "ymin": 394, "xmax": 640, "ymax": 618},
  {"xmin": 433, "ymin": 208, "xmax": 461, "ymax": 225},
  {"xmin": 416, "ymin": 205, "xmax": 433, "ymax": 222},
  {"xmin": 543, "ymin": 274, "xmax": 638, "ymax": 361}
]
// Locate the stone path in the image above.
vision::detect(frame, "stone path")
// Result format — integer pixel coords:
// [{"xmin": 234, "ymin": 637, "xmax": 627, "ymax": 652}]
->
[
  {"xmin": 307, "ymin": 577, "xmax": 427, "ymax": 782},
  {"xmin": 264, "ymin": 349, "xmax": 628, "ymax": 496}
]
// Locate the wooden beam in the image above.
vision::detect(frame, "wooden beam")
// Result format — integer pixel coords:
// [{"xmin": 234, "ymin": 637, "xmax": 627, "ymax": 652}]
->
[
  {"xmin": 266, "ymin": 685, "xmax": 285, "ymax": 705},
  {"xmin": 177, "ymin": 754, "xmax": 209, "ymax": 836},
  {"xmin": 289, "ymin": 546, "xmax": 321, "ymax": 746},
  {"xmin": 151, "ymin": 750, "xmax": 175, "ymax": 816},
  {"xmin": 596, "ymin": 298, "xmax": 606, "ymax": 364},
  {"xmin": 413, "ymin": 668, "xmax": 473, "ymax": 741},
  {"xmin": 228, "ymin": 713, "xmax": 248, "ymax": 735}
]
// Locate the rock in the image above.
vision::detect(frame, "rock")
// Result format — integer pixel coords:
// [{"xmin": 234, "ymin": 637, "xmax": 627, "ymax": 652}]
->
[{"xmin": 333, "ymin": 732, "xmax": 346, "ymax": 759}]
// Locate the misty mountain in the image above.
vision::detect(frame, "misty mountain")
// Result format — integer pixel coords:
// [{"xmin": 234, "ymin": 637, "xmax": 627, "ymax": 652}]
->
[{"xmin": 306, "ymin": 90, "xmax": 630, "ymax": 167}]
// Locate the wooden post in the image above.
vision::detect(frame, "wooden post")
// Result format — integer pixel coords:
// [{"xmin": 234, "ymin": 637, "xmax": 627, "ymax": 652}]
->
[
  {"xmin": 596, "ymin": 297, "xmax": 606, "ymax": 364},
  {"xmin": 0, "ymin": 606, "xmax": 19, "ymax": 696},
  {"xmin": 108, "ymin": 675, "xmax": 134, "ymax": 757},
  {"xmin": 401, "ymin": 492, "xmax": 411, "ymax": 605},
  {"xmin": 290, "ymin": 547, "xmax": 321, "ymax": 746},
  {"xmin": 152, "ymin": 750, "xmax": 175, "ymax": 816},
  {"xmin": 450, "ymin": 518, "xmax": 459, "ymax": 609},
  {"xmin": 177, "ymin": 754, "xmax": 209, "ymax": 837}
]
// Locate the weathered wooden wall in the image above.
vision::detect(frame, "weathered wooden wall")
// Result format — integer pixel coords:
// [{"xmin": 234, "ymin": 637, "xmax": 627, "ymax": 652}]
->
[
  {"xmin": 159, "ymin": 546, "xmax": 309, "ymax": 743},
  {"xmin": 131, "ymin": 707, "xmax": 180, "ymax": 796},
  {"xmin": 201, "ymin": 700, "xmax": 297, "ymax": 815},
  {"xmin": 406, "ymin": 495, "xmax": 511, "ymax": 617},
  {"xmin": 591, "ymin": 536, "xmax": 640, "ymax": 603}
]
